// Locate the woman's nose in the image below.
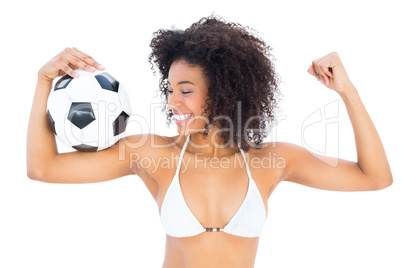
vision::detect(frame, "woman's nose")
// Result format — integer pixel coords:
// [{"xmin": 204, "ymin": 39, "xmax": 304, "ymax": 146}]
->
[{"xmin": 167, "ymin": 92, "xmax": 182, "ymax": 111}]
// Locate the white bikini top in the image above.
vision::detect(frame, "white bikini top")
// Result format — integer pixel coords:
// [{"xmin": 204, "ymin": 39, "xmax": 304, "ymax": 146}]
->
[{"xmin": 160, "ymin": 134, "xmax": 267, "ymax": 238}]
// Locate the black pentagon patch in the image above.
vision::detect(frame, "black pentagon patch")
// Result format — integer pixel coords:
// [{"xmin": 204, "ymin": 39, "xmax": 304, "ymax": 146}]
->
[
  {"xmin": 72, "ymin": 144, "xmax": 98, "ymax": 152},
  {"xmin": 54, "ymin": 74, "xmax": 73, "ymax": 91},
  {"xmin": 47, "ymin": 110, "xmax": 56, "ymax": 135},
  {"xmin": 112, "ymin": 111, "xmax": 130, "ymax": 136},
  {"xmin": 95, "ymin": 72, "xmax": 119, "ymax": 92},
  {"xmin": 67, "ymin": 102, "xmax": 96, "ymax": 129}
]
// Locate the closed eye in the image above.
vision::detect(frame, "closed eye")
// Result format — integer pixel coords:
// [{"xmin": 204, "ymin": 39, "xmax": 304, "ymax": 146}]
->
[{"xmin": 167, "ymin": 90, "xmax": 192, "ymax": 94}]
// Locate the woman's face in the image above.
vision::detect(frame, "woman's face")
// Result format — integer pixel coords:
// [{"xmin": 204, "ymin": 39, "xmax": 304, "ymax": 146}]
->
[{"xmin": 167, "ymin": 59, "xmax": 210, "ymax": 135}]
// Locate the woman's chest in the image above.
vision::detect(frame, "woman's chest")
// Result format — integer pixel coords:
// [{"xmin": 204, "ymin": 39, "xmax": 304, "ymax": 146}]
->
[{"xmin": 152, "ymin": 152, "xmax": 282, "ymax": 225}]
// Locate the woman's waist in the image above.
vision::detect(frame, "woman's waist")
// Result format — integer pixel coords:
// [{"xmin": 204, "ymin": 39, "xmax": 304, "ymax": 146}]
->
[{"xmin": 162, "ymin": 232, "xmax": 259, "ymax": 268}]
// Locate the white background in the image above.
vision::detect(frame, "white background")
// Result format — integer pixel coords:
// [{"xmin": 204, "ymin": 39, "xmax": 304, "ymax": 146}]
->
[{"xmin": 1, "ymin": 0, "xmax": 401, "ymax": 267}]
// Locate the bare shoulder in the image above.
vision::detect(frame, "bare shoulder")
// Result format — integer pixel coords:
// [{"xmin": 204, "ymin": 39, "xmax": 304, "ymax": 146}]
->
[
  {"xmin": 123, "ymin": 133, "xmax": 180, "ymax": 158},
  {"xmin": 123, "ymin": 133, "xmax": 183, "ymax": 176},
  {"xmin": 245, "ymin": 141, "xmax": 292, "ymax": 178},
  {"xmin": 124, "ymin": 133, "xmax": 175, "ymax": 147},
  {"xmin": 255, "ymin": 141, "xmax": 304, "ymax": 174},
  {"xmin": 246, "ymin": 141, "xmax": 315, "ymax": 180},
  {"xmin": 247, "ymin": 141, "xmax": 293, "ymax": 164}
]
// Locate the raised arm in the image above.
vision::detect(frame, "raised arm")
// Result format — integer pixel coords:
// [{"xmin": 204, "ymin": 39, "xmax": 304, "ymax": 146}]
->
[
  {"xmin": 27, "ymin": 48, "xmax": 135, "ymax": 183},
  {"xmin": 281, "ymin": 52, "xmax": 392, "ymax": 191}
]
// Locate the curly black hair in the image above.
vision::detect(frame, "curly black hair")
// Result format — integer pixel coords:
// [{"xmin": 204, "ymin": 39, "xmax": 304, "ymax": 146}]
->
[{"xmin": 148, "ymin": 15, "xmax": 282, "ymax": 152}]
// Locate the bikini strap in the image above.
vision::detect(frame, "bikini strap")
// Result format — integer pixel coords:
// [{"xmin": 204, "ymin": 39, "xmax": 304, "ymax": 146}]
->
[
  {"xmin": 175, "ymin": 135, "xmax": 191, "ymax": 174},
  {"xmin": 239, "ymin": 148, "xmax": 252, "ymax": 181}
]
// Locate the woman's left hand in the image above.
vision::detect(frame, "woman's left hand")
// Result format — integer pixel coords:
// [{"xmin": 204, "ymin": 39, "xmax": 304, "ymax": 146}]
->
[{"xmin": 308, "ymin": 52, "xmax": 356, "ymax": 95}]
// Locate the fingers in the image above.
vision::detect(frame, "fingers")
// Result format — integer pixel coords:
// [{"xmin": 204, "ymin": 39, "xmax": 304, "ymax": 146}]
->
[
  {"xmin": 309, "ymin": 61, "xmax": 332, "ymax": 86},
  {"xmin": 69, "ymin": 47, "xmax": 105, "ymax": 71},
  {"xmin": 312, "ymin": 61, "xmax": 328, "ymax": 85},
  {"xmin": 60, "ymin": 47, "xmax": 105, "ymax": 77},
  {"xmin": 308, "ymin": 52, "xmax": 342, "ymax": 87},
  {"xmin": 59, "ymin": 61, "xmax": 77, "ymax": 78},
  {"xmin": 307, "ymin": 65, "xmax": 315, "ymax": 77},
  {"xmin": 308, "ymin": 64, "xmax": 325, "ymax": 84},
  {"xmin": 323, "ymin": 67, "xmax": 334, "ymax": 79}
]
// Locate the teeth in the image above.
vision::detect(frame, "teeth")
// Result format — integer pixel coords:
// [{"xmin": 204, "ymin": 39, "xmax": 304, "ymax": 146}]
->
[{"xmin": 175, "ymin": 113, "xmax": 193, "ymax": 121}]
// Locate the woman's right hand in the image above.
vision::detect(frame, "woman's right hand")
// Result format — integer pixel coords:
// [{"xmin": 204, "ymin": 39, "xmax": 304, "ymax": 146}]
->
[{"xmin": 38, "ymin": 47, "xmax": 105, "ymax": 81}]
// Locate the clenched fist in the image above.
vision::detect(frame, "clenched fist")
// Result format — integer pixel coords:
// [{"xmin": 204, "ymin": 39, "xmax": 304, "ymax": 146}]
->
[{"xmin": 308, "ymin": 52, "xmax": 356, "ymax": 95}]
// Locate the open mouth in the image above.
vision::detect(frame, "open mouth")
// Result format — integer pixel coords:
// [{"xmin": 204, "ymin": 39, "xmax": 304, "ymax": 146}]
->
[{"xmin": 174, "ymin": 113, "xmax": 194, "ymax": 125}]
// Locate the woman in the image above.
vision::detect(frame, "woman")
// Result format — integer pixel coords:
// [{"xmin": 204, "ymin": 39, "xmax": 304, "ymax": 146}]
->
[{"xmin": 27, "ymin": 16, "xmax": 392, "ymax": 268}]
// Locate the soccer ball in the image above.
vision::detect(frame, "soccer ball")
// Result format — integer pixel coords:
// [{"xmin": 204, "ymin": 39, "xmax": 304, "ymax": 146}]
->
[{"xmin": 46, "ymin": 69, "xmax": 131, "ymax": 152}]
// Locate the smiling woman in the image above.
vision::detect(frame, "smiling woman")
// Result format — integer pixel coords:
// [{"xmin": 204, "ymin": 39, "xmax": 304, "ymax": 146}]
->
[
  {"xmin": 166, "ymin": 61, "xmax": 210, "ymax": 130},
  {"xmin": 26, "ymin": 15, "xmax": 392, "ymax": 268},
  {"xmin": 149, "ymin": 17, "xmax": 281, "ymax": 152}
]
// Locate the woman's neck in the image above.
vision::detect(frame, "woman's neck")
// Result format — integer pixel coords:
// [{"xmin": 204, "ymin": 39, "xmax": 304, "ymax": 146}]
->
[{"xmin": 183, "ymin": 126, "xmax": 240, "ymax": 158}]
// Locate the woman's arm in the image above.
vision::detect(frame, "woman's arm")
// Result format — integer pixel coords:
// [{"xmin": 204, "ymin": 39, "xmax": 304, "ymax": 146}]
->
[
  {"xmin": 280, "ymin": 52, "xmax": 392, "ymax": 191},
  {"xmin": 339, "ymin": 87, "xmax": 392, "ymax": 183},
  {"xmin": 26, "ymin": 48, "xmax": 135, "ymax": 183},
  {"xmin": 27, "ymin": 77, "xmax": 58, "ymax": 180}
]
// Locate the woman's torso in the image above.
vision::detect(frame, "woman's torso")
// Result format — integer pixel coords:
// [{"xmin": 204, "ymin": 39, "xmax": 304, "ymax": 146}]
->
[{"xmin": 131, "ymin": 135, "xmax": 286, "ymax": 268}]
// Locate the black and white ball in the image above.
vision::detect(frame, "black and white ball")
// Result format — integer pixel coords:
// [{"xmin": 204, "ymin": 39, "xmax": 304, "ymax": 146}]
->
[{"xmin": 46, "ymin": 69, "xmax": 131, "ymax": 152}]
